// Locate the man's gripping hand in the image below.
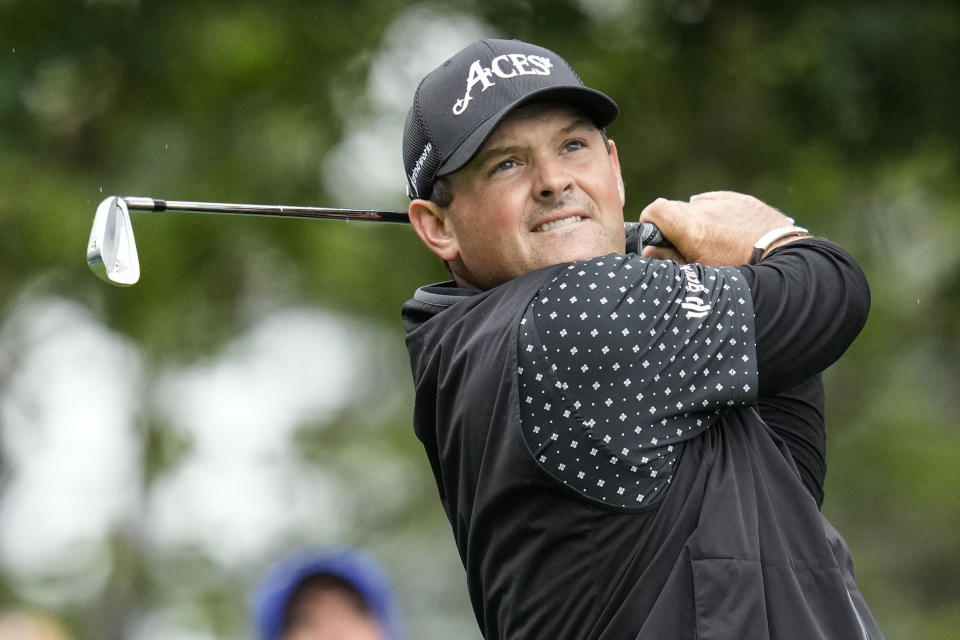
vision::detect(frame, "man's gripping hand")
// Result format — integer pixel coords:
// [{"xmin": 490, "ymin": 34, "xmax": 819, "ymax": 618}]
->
[{"xmin": 638, "ymin": 191, "xmax": 797, "ymax": 266}]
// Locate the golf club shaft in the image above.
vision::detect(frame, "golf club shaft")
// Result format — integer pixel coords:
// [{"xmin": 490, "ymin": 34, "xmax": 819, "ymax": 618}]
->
[
  {"xmin": 115, "ymin": 196, "xmax": 672, "ymax": 248},
  {"xmin": 118, "ymin": 196, "xmax": 411, "ymax": 223}
]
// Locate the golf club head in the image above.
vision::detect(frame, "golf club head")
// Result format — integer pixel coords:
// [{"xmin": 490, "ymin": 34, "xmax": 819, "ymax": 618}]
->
[{"xmin": 87, "ymin": 196, "xmax": 140, "ymax": 285}]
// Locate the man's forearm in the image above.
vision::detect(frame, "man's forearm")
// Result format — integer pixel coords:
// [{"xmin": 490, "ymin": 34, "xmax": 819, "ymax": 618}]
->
[{"xmin": 739, "ymin": 238, "xmax": 870, "ymax": 395}]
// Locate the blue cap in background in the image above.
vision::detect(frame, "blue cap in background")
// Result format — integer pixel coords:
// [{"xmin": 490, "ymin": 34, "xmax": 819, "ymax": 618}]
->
[{"xmin": 251, "ymin": 547, "xmax": 404, "ymax": 640}]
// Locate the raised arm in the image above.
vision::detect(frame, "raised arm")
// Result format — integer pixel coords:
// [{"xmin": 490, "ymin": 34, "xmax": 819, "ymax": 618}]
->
[{"xmin": 638, "ymin": 191, "xmax": 870, "ymax": 394}]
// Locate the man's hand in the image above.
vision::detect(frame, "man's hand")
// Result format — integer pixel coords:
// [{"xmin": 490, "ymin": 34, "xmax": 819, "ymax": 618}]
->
[{"xmin": 638, "ymin": 191, "xmax": 797, "ymax": 265}]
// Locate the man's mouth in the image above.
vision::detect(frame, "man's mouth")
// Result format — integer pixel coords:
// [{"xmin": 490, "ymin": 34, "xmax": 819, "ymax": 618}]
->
[{"xmin": 535, "ymin": 215, "xmax": 583, "ymax": 233}]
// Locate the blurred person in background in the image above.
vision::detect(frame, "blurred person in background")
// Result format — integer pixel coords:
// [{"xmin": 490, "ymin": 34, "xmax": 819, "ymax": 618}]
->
[
  {"xmin": 251, "ymin": 548, "xmax": 403, "ymax": 640},
  {"xmin": 0, "ymin": 609, "xmax": 72, "ymax": 640}
]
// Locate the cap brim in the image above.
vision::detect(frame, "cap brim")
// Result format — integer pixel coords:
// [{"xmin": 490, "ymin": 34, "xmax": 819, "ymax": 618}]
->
[{"xmin": 436, "ymin": 86, "xmax": 619, "ymax": 179}]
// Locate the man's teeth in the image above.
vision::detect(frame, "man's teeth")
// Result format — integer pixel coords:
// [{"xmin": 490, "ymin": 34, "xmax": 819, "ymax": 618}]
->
[{"xmin": 537, "ymin": 216, "xmax": 582, "ymax": 232}]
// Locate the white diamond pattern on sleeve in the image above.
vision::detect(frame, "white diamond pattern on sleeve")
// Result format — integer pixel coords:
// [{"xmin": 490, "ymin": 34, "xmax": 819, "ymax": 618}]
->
[{"xmin": 517, "ymin": 254, "xmax": 758, "ymax": 508}]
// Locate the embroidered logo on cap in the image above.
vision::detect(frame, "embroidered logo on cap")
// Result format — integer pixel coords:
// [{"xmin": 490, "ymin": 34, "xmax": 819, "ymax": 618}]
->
[
  {"xmin": 408, "ymin": 142, "xmax": 432, "ymax": 197},
  {"xmin": 452, "ymin": 54, "xmax": 554, "ymax": 116}
]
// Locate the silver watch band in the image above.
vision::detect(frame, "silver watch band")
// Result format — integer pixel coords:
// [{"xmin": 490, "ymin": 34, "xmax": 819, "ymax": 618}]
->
[{"xmin": 749, "ymin": 225, "xmax": 810, "ymax": 264}]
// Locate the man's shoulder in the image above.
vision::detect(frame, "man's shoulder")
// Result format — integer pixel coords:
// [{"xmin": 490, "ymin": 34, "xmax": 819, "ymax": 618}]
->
[{"xmin": 403, "ymin": 264, "xmax": 572, "ymax": 325}]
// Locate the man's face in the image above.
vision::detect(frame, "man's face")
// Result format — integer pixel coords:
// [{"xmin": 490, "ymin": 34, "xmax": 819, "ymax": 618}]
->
[
  {"xmin": 419, "ymin": 103, "xmax": 626, "ymax": 290},
  {"xmin": 284, "ymin": 583, "xmax": 386, "ymax": 640}
]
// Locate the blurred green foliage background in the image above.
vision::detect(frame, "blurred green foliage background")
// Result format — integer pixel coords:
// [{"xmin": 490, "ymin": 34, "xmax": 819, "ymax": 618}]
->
[{"xmin": 1, "ymin": 1, "xmax": 958, "ymax": 638}]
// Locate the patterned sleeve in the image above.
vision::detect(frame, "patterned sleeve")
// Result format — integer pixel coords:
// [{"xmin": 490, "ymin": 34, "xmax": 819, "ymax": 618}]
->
[{"xmin": 517, "ymin": 254, "xmax": 758, "ymax": 508}]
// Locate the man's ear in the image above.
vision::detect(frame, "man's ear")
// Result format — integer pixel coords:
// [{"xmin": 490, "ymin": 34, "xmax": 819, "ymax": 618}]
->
[{"xmin": 408, "ymin": 199, "xmax": 460, "ymax": 262}]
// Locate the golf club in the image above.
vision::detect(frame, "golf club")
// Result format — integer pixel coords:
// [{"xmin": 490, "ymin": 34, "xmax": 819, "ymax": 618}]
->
[{"xmin": 86, "ymin": 195, "xmax": 670, "ymax": 286}]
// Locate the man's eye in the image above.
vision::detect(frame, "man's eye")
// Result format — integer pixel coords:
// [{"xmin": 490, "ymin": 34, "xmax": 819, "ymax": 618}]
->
[
  {"xmin": 491, "ymin": 159, "xmax": 517, "ymax": 174},
  {"xmin": 563, "ymin": 140, "xmax": 585, "ymax": 152}
]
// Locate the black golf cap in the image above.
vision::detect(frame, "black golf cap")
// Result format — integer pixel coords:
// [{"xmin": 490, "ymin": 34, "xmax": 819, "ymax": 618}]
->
[{"xmin": 402, "ymin": 39, "xmax": 619, "ymax": 201}]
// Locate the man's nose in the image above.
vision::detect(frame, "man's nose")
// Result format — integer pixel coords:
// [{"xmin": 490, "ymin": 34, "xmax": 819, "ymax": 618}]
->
[{"xmin": 533, "ymin": 156, "xmax": 574, "ymax": 203}]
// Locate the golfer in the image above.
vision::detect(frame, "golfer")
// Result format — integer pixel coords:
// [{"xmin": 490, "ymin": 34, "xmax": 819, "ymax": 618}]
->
[{"xmin": 401, "ymin": 39, "xmax": 883, "ymax": 639}]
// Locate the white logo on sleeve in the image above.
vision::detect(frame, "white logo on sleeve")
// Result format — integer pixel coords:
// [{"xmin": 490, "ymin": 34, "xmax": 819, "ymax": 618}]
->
[
  {"xmin": 452, "ymin": 54, "xmax": 553, "ymax": 115},
  {"xmin": 680, "ymin": 265, "xmax": 712, "ymax": 319}
]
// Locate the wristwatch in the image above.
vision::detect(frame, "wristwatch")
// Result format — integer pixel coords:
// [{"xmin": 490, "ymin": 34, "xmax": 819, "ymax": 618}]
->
[{"xmin": 749, "ymin": 225, "xmax": 810, "ymax": 264}]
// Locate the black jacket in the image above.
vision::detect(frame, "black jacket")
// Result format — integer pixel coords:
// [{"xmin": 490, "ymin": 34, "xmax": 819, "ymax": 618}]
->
[{"xmin": 403, "ymin": 239, "xmax": 882, "ymax": 639}]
